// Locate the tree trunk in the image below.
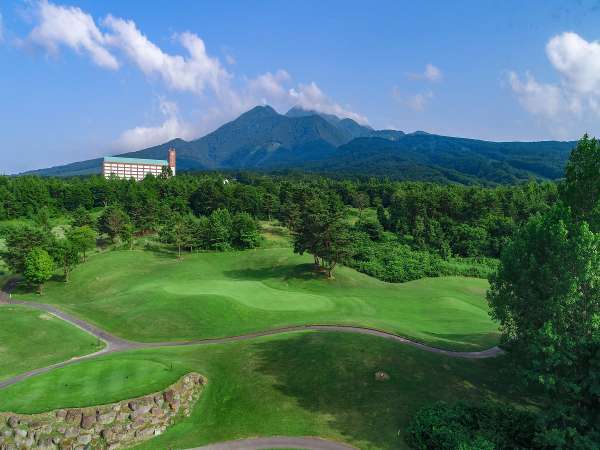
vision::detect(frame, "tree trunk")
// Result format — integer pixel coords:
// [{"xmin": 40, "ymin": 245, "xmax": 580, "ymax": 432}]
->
[
  {"xmin": 37, "ymin": 284, "xmax": 43, "ymax": 295},
  {"xmin": 64, "ymin": 266, "xmax": 70, "ymax": 283},
  {"xmin": 327, "ymin": 261, "xmax": 337, "ymax": 279}
]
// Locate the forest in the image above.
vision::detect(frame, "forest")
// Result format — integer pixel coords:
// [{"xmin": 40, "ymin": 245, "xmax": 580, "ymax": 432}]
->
[{"xmin": 0, "ymin": 162, "xmax": 559, "ymax": 285}]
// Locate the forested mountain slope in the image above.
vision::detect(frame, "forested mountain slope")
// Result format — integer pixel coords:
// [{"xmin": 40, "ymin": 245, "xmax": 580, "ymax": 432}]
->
[{"xmin": 25, "ymin": 105, "xmax": 575, "ymax": 184}]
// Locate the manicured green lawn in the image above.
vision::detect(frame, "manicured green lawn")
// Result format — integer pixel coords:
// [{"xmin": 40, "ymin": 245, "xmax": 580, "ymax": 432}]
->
[
  {"xmin": 0, "ymin": 305, "xmax": 104, "ymax": 381},
  {"xmin": 0, "ymin": 332, "xmax": 532, "ymax": 450},
  {"xmin": 15, "ymin": 248, "xmax": 498, "ymax": 350}
]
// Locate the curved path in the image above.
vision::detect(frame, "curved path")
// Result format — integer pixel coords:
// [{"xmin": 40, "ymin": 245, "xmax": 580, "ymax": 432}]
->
[
  {"xmin": 188, "ymin": 436, "xmax": 358, "ymax": 450},
  {"xmin": 0, "ymin": 286, "xmax": 503, "ymax": 390}
]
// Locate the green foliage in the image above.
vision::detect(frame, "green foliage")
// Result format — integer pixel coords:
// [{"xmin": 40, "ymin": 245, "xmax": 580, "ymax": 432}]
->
[
  {"xmin": 406, "ymin": 401, "xmax": 540, "ymax": 450},
  {"xmin": 23, "ymin": 248, "xmax": 54, "ymax": 293},
  {"xmin": 33, "ymin": 207, "xmax": 52, "ymax": 231},
  {"xmin": 383, "ymin": 180, "xmax": 556, "ymax": 258},
  {"xmin": 48, "ymin": 238, "xmax": 80, "ymax": 282},
  {"xmin": 292, "ymin": 193, "xmax": 353, "ymax": 278},
  {"xmin": 561, "ymin": 134, "xmax": 600, "ymax": 230},
  {"xmin": 348, "ymin": 233, "xmax": 497, "ymax": 283},
  {"xmin": 71, "ymin": 206, "xmax": 95, "ymax": 228},
  {"xmin": 208, "ymin": 208, "xmax": 233, "ymax": 251},
  {"xmin": 119, "ymin": 222, "xmax": 134, "ymax": 250},
  {"xmin": 0, "ymin": 226, "xmax": 52, "ymax": 274},
  {"xmin": 487, "ymin": 204, "xmax": 599, "ymax": 434},
  {"xmin": 67, "ymin": 225, "xmax": 96, "ymax": 261},
  {"xmin": 159, "ymin": 214, "xmax": 193, "ymax": 257},
  {"xmin": 231, "ymin": 212, "xmax": 261, "ymax": 249},
  {"xmin": 354, "ymin": 216, "xmax": 384, "ymax": 241},
  {"xmin": 98, "ymin": 205, "xmax": 131, "ymax": 243}
]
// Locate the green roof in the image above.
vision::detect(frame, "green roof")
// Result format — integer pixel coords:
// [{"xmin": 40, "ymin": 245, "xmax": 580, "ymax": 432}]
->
[{"xmin": 104, "ymin": 156, "xmax": 167, "ymax": 165}]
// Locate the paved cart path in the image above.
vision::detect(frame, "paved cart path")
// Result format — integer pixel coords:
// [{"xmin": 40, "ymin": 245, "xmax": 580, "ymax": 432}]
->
[
  {"xmin": 0, "ymin": 284, "xmax": 503, "ymax": 390},
  {"xmin": 188, "ymin": 436, "xmax": 359, "ymax": 450}
]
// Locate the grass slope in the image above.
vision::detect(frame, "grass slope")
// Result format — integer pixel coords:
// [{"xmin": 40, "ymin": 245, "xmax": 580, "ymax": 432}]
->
[
  {"xmin": 0, "ymin": 305, "xmax": 104, "ymax": 381},
  {"xmin": 0, "ymin": 332, "xmax": 532, "ymax": 450},
  {"xmin": 15, "ymin": 248, "xmax": 498, "ymax": 351}
]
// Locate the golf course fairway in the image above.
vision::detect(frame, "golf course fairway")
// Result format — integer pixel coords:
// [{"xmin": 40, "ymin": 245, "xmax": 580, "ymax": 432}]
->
[{"xmin": 14, "ymin": 248, "xmax": 499, "ymax": 351}]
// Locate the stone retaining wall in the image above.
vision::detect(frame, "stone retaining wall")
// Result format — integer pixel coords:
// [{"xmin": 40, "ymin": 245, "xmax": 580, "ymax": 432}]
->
[{"xmin": 0, "ymin": 372, "xmax": 205, "ymax": 450}]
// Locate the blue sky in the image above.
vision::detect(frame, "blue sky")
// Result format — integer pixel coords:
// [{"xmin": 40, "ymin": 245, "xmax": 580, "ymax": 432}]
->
[{"xmin": 2, "ymin": 0, "xmax": 600, "ymax": 173}]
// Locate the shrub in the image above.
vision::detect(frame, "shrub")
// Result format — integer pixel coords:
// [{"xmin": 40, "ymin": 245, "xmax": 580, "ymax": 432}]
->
[{"xmin": 406, "ymin": 401, "xmax": 540, "ymax": 450}]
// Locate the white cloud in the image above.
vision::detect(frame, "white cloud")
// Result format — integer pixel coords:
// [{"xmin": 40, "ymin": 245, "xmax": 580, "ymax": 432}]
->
[
  {"xmin": 246, "ymin": 69, "xmax": 291, "ymax": 103},
  {"xmin": 103, "ymin": 16, "xmax": 232, "ymax": 96},
  {"xmin": 225, "ymin": 53, "xmax": 236, "ymax": 65},
  {"xmin": 424, "ymin": 63, "xmax": 442, "ymax": 82},
  {"xmin": 28, "ymin": 0, "xmax": 118, "ymax": 69},
  {"xmin": 288, "ymin": 82, "xmax": 369, "ymax": 124},
  {"xmin": 392, "ymin": 86, "xmax": 433, "ymax": 111},
  {"xmin": 507, "ymin": 71, "xmax": 569, "ymax": 117},
  {"xmin": 24, "ymin": 1, "xmax": 368, "ymax": 147},
  {"xmin": 510, "ymin": 32, "xmax": 600, "ymax": 132},
  {"xmin": 408, "ymin": 63, "xmax": 442, "ymax": 82},
  {"xmin": 546, "ymin": 32, "xmax": 600, "ymax": 95},
  {"xmin": 116, "ymin": 98, "xmax": 198, "ymax": 150}
]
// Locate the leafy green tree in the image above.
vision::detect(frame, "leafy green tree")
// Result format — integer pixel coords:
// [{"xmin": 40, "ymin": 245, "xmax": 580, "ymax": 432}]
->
[
  {"xmin": 561, "ymin": 135, "xmax": 600, "ymax": 230},
  {"xmin": 49, "ymin": 239, "xmax": 80, "ymax": 282},
  {"xmin": 34, "ymin": 207, "xmax": 52, "ymax": 232},
  {"xmin": 355, "ymin": 217, "xmax": 384, "ymax": 241},
  {"xmin": 232, "ymin": 212, "xmax": 261, "ymax": 249},
  {"xmin": 160, "ymin": 166, "xmax": 173, "ymax": 179},
  {"xmin": 71, "ymin": 206, "xmax": 95, "ymax": 228},
  {"xmin": 208, "ymin": 208, "xmax": 233, "ymax": 251},
  {"xmin": 279, "ymin": 200, "xmax": 301, "ymax": 230},
  {"xmin": 120, "ymin": 222, "xmax": 134, "ymax": 250},
  {"xmin": 160, "ymin": 214, "xmax": 193, "ymax": 258},
  {"xmin": 98, "ymin": 205, "xmax": 130, "ymax": 243},
  {"xmin": 24, "ymin": 248, "xmax": 54, "ymax": 294},
  {"xmin": 315, "ymin": 214, "xmax": 353, "ymax": 278},
  {"xmin": 376, "ymin": 204, "xmax": 390, "ymax": 230},
  {"xmin": 487, "ymin": 205, "xmax": 599, "ymax": 438},
  {"xmin": 0, "ymin": 226, "xmax": 51, "ymax": 274},
  {"xmin": 262, "ymin": 192, "xmax": 279, "ymax": 221},
  {"xmin": 192, "ymin": 216, "xmax": 211, "ymax": 250},
  {"xmin": 293, "ymin": 197, "xmax": 327, "ymax": 268},
  {"xmin": 352, "ymin": 192, "xmax": 369, "ymax": 218},
  {"xmin": 67, "ymin": 226, "xmax": 96, "ymax": 261},
  {"xmin": 293, "ymin": 195, "xmax": 353, "ymax": 278}
]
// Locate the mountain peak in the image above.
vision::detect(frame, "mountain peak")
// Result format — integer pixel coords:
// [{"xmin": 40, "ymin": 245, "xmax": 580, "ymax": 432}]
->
[
  {"xmin": 241, "ymin": 104, "xmax": 279, "ymax": 119},
  {"xmin": 285, "ymin": 106, "xmax": 341, "ymax": 124}
]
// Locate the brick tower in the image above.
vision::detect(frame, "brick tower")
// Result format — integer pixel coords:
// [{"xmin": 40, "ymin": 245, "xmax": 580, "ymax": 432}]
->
[{"xmin": 168, "ymin": 148, "xmax": 176, "ymax": 176}]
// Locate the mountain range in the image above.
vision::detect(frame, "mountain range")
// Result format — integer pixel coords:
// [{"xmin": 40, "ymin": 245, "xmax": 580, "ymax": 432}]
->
[{"xmin": 25, "ymin": 105, "xmax": 576, "ymax": 185}]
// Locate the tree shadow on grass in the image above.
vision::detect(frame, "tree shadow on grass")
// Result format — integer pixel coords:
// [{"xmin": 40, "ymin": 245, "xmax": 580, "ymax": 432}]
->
[
  {"xmin": 224, "ymin": 263, "xmax": 322, "ymax": 282},
  {"xmin": 252, "ymin": 332, "xmax": 533, "ymax": 449}
]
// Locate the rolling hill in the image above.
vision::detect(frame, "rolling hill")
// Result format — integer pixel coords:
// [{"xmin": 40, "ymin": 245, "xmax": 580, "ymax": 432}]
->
[{"xmin": 25, "ymin": 105, "xmax": 576, "ymax": 184}]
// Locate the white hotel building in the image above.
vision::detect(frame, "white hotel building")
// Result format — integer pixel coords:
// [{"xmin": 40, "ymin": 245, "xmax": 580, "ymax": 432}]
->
[{"xmin": 102, "ymin": 149, "xmax": 176, "ymax": 181}]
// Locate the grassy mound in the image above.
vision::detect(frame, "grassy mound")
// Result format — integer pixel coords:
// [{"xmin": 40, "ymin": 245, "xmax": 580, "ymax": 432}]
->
[
  {"xmin": 15, "ymin": 248, "xmax": 498, "ymax": 350},
  {"xmin": 0, "ymin": 304, "xmax": 103, "ymax": 381},
  {"xmin": 0, "ymin": 332, "xmax": 531, "ymax": 450}
]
